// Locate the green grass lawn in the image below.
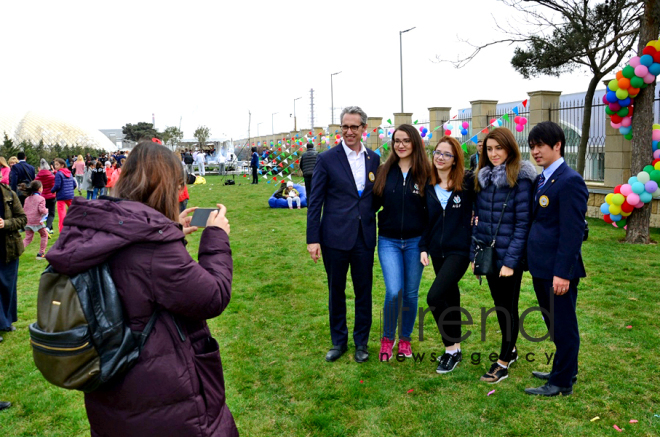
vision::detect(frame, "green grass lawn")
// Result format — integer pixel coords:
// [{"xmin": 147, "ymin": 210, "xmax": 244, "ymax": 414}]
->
[{"xmin": 1, "ymin": 174, "xmax": 659, "ymax": 436}]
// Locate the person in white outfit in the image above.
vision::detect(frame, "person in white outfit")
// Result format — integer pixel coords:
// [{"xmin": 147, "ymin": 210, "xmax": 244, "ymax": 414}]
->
[
  {"xmin": 195, "ymin": 150, "xmax": 206, "ymax": 176},
  {"xmin": 283, "ymin": 181, "xmax": 301, "ymax": 209}
]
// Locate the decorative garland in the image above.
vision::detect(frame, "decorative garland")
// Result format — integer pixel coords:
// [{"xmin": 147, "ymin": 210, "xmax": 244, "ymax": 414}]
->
[{"xmin": 600, "ymin": 40, "xmax": 660, "ymax": 228}]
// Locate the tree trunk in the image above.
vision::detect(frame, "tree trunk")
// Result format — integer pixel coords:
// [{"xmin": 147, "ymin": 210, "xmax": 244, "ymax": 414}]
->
[
  {"xmin": 576, "ymin": 74, "xmax": 603, "ymax": 177},
  {"xmin": 625, "ymin": 0, "xmax": 659, "ymax": 244}
]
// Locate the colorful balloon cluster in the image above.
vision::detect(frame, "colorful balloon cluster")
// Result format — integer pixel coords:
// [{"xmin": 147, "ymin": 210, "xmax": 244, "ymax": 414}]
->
[
  {"xmin": 418, "ymin": 125, "xmax": 429, "ymax": 138},
  {"xmin": 460, "ymin": 121, "xmax": 469, "ymax": 136},
  {"xmin": 600, "ymin": 39, "xmax": 660, "ymax": 227},
  {"xmin": 443, "ymin": 122, "xmax": 454, "ymax": 136},
  {"xmin": 513, "ymin": 116, "xmax": 528, "ymax": 132},
  {"xmin": 605, "ymin": 41, "xmax": 660, "ymax": 140}
]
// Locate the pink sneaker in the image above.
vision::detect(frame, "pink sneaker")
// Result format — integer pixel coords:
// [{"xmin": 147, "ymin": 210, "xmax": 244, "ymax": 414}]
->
[
  {"xmin": 398, "ymin": 340, "xmax": 412, "ymax": 358},
  {"xmin": 379, "ymin": 337, "xmax": 394, "ymax": 361}
]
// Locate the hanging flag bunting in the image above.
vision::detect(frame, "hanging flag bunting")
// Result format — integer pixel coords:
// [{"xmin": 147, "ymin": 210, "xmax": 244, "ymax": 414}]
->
[
  {"xmin": 287, "ymin": 175, "xmax": 292, "ymax": 180},
  {"xmin": 502, "ymin": 114, "xmax": 510, "ymax": 122},
  {"xmin": 413, "ymin": 120, "xmax": 418, "ymax": 124},
  {"xmin": 522, "ymin": 99, "xmax": 528, "ymax": 108},
  {"xmin": 461, "ymin": 143, "xmax": 468, "ymax": 153},
  {"xmin": 374, "ymin": 149, "xmax": 381, "ymax": 156},
  {"xmin": 387, "ymin": 118, "xmax": 392, "ymax": 125},
  {"xmin": 481, "ymin": 128, "xmax": 489, "ymax": 134},
  {"xmin": 433, "ymin": 126, "xmax": 441, "ymax": 131},
  {"xmin": 383, "ymin": 143, "xmax": 389, "ymax": 150},
  {"xmin": 470, "ymin": 135, "xmax": 479, "ymax": 143},
  {"xmin": 512, "ymin": 107, "xmax": 519, "ymax": 115}
]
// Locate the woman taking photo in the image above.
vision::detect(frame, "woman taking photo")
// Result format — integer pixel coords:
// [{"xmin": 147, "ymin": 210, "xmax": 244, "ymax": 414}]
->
[
  {"xmin": 373, "ymin": 124, "xmax": 431, "ymax": 361},
  {"xmin": 46, "ymin": 140, "xmax": 238, "ymax": 436},
  {"xmin": 420, "ymin": 136, "xmax": 475, "ymax": 374},
  {"xmin": 471, "ymin": 127, "xmax": 535, "ymax": 384}
]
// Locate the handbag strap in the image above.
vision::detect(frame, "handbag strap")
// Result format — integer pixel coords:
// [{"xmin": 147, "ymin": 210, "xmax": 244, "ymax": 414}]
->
[{"xmin": 489, "ymin": 188, "xmax": 513, "ymax": 246}]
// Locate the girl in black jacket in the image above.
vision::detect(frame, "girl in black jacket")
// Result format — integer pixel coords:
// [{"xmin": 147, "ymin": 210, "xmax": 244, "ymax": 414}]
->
[
  {"xmin": 420, "ymin": 136, "xmax": 475, "ymax": 374},
  {"xmin": 91, "ymin": 161, "xmax": 108, "ymax": 200},
  {"xmin": 471, "ymin": 127, "xmax": 536, "ymax": 384},
  {"xmin": 373, "ymin": 124, "xmax": 432, "ymax": 361}
]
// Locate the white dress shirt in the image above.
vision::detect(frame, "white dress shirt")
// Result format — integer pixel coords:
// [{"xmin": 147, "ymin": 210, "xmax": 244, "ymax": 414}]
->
[{"xmin": 342, "ymin": 141, "xmax": 367, "ymax": 195}]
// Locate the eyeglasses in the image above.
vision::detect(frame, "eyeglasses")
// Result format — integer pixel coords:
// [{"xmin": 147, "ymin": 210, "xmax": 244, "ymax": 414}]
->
[
  {"xmin": 433, "ymin": 151, "xmax": 454, "ymax": 159},
  {"xmin": 394, "ymin": 138, "xmax": 412, "ymax": 145},
  {"xmin": 341, "ymin": 124, "xmax": 364, "ymax": 132}
]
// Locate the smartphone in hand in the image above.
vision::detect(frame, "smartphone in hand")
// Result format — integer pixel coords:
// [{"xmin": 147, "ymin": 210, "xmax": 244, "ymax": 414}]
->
[{"xmin": 189, "ymin": 208, "xmax": 218, "ymax": 228}]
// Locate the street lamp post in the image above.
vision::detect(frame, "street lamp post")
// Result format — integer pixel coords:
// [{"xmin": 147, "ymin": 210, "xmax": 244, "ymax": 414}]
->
[
  {"xmin": 272, "ymin": 112, "xmax": 278, "ymax": 135},
  {"xmin": 399, "ymin": 27, "xmax": 415, "ymax": 113},
  {"xmin": 331, "ymin": 71, "xmax": 342, "ymax": 124},
  {"xmin": 257, "ymin": 122, "xmax": 263, "ymax": 138},
  {"xmin": 293, "ymin": 97, "xmax": 302, "ymax": 131}
]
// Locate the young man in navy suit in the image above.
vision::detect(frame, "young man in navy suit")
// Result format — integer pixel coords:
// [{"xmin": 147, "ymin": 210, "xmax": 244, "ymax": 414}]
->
[
  {"xmin": 525, "ymin": 121, "xmax": 589, "ymax": 396},
  {"xmin": 306, "ymin": 106, "xmax": 380, "ymax": 363}
]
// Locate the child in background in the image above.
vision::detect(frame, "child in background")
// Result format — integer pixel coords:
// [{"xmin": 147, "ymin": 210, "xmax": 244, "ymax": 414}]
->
[
  {"xmin": 283, "ymin": 181, "xmax": 301, "ymax": 209},
  {"xmin": 20, "ymin": 180, "xmax": 49, "ymax": 259}
]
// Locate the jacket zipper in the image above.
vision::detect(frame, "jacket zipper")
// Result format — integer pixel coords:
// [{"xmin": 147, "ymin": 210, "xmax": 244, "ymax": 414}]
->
[{"xmin": 400, "ymin": 170, "xmax": 406, "ymax": 238}]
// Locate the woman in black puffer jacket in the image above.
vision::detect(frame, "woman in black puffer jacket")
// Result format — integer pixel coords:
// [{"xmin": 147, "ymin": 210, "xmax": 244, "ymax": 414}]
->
[{"xmin": 471, "ymin": 127, "xmax": 536, "ymax": 384}]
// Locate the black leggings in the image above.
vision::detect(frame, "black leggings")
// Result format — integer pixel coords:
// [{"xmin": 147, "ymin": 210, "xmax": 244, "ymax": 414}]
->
[
  {"xmin": 45, "ymin": 198, "xmax": 56, "ymax": 231},
  {"xmin": 252, "ymin": 166, "xmax": 258, "ymax": 183},
  {"xmin": 485, "ymin": 268, "xmax": 523, "ymax": 362},
  {"xmin": 426, "ymin": 255, "xmax": 470, "ymax": 347}
]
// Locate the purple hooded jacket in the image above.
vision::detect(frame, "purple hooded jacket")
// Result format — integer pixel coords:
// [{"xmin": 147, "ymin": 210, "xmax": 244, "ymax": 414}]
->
[{"xmin": 46, "ymin": 197, "xmax": 238, "ymax": 437}]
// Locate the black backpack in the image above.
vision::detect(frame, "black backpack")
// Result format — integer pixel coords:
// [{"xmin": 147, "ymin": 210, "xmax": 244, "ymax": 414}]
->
[
  {"xmin": 29, "ymin": 264, "xmax": 158, "ymax": 392},
  {"xmin": 187, "ymin": 173, "xmax": 197, "ymax": 185},
  {"xmin": 184, "ymin": 153, "xmax": 194, "ymax": 164}
]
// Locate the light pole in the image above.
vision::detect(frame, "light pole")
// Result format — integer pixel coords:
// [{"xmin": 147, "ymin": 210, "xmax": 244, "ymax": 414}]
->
[
  {"xmin": 257, "ymin": 122, "xmax": 263, "ymax": 138},
  {"xmin": 331, "ymin": 71, "xmax": 342, "ymax": 124},
  {"xmin": 293, "ymin": 97, "xmax": 302, "ymax": 131},
  {"xmin": 399, "ymin": 27, "xmax": 415, "ymax": 113},
  {"xmin": 272, "ymin": 112, "xmax": 278, "ymax": 135}
]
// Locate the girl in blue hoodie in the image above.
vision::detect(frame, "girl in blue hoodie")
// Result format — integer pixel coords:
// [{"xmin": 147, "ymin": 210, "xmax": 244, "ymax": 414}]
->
[{"xmin": 51, "ymin": 158, "xmax": 76, "ymax": 232}]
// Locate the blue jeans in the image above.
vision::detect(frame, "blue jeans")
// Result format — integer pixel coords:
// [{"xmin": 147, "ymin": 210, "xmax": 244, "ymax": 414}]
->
[
  {"xmin": 92, "ymin": 187, "xmax": 104, "ymax": 199},
  {"xmin": 378, "ymin": 236, "xmax": 424, "ymax": 341}
]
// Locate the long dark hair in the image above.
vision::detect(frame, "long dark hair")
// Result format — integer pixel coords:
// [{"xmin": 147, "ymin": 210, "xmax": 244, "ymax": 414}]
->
[
  {"xmin": 430, "ymin": 136, "xmax": 465, "ymax": 192},
  {"xmin": 373, "ymin": 124, "xmax": 432, "ymax": 197},
  {"xmin": 474, "ymin": 128, "xmax": 522, "ymax": 192},
  {"xmin": 19, "ymin": 180, "xmax": 42, "ymax": 195},
  {"xmin": 114, "ymin": 141, "xmax": 183, "ymax": 222}
]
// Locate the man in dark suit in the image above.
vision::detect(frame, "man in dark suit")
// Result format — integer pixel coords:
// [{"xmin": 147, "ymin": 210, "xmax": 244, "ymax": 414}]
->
[
  {"xmin": 307, "ymin": 106, "xmax": 380, "ymax": 363},
  {"xmin": 9, "ymin": 152, "xmax": 36, "ymax": 206},
  {"xmin": 525, "ymin": 121, "xmax": 589, "ymax": 397},
  {"xmin": 469, "ymin": 140, "xmax": 482, "ymax": 171}
]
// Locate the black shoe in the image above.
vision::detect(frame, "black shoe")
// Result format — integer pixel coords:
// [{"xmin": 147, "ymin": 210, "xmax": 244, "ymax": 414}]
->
[
  {"xmin": 509, "ymin": 348, "xmax": 518, "ymax": 365},
  {"xmin": 0, "ymin": 326, "xmax": 15, "ymax": 332},
  {"xmin": 325, "ymin": 344, "xmax": 347, "ymax": 362},
  {"xmin": 0, "ymin": 402, "xmax": 10, "ymax": 411},
  {"xmin": 532, "ymin": 371, "xmax": 578, "ymax": 384},
  {"xmin": 480, "ymin": 362, "xmax": 509, "ymax": 384},
  {"xmin": 524, "ymin": 383, "xmax": 572, "ymax": 396},
  {"xmin": 436, "ymin": 351, "xmax": 462, "ymax": 373},
  {"xmin": 355, "ymin": 345, "xmax": 369, "ymax": 363}
]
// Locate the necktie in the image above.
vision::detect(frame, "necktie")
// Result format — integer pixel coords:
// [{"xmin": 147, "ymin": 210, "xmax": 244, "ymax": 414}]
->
[{"xmin": 537, "ymin": 173, "xmax": 546, "ymax": 192}]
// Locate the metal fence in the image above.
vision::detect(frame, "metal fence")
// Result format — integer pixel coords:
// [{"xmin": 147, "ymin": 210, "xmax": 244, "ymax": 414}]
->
[{"xmin": 550, "ymin": 98, "xmax": 605, "ymax": 182}]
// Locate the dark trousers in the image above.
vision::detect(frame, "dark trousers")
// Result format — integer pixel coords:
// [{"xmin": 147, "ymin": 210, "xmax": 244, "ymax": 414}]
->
[
  {"xmin": 0, "ymin": 258, "xmax": 19, "ymax": 330},
  {"xmin": 532, "ymin": 277, "xmax": 580, "ymax": 388},
  {"xmin": 252, "ymin": 166, "xmax": 258, "ymax": 184},
  {"xmin": 45, "ymin": 198, "xmax": 56, "ymax": 231},
  {"xmin": 486, "ymin": 268, "xmax": 523, "ymax": 362},
  {"xmin": 304, "ymin": 175, "xmax": 313, "ymax": 207},
  {"xmin": 426, "ymin": 255, "xmax": 470, "ymax": 347},
  {"xmin": 321, "ymin": 228, "xmax": 374, "ymax": 347}
]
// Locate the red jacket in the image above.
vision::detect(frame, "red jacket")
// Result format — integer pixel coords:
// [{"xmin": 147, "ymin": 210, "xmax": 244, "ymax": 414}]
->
[
  {"xmin": 35, "ymin": 169, "xmax": 56, "ymax": 200},
  {"xmin": 46, "ymin": 198, "xmax": 238, "ymax": 437}
]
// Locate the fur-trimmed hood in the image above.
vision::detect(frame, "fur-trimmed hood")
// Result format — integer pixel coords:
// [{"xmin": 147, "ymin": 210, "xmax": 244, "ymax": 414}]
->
[{"xmin": 477, "ymin": 160, "xmax": 537, "ymax": 189}]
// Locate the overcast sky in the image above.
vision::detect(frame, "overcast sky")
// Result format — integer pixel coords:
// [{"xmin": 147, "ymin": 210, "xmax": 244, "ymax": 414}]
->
[{"xmin": 1, "ymin": 0, "xmax": 617, "ymax": 142}]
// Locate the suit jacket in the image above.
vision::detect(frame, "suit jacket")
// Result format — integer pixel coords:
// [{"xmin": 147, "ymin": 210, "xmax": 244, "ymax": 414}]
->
[
  {"xmin": 9, "ymin": 161, "xmax": 36, "ymax": 192},
  {"xmin": 306, "ymin": 143, "xmax": 380, "ymax": 251},
  {"xmin": 527, "ymin": 161, "xmax": 589, "ymax": 280}
]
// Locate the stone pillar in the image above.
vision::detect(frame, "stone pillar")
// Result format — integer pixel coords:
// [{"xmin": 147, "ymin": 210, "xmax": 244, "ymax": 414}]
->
[
  {"xmin": 470, "ymin": 100, "xmax": 498, "ymax": 142},
  {"xmin": 602, "ymin": 79, "xmax": 631, "ymax": 188},
  {"xmin": 366, "ymin": 116, "xmax": 383, "ymax": 151},
  {"xmin": 527, "ymin": 91, "xmax": 562, "ymax": 171},
  {"xmin": 428, "ymin": 107, "xmax": 451, "ymax": 132},
  {"xmin": 527, "ymin": 90, "xmax": 562, "ymax": 127},
  {"xmin": 394, "ymin": 113, "xmax": 413, "ymax": 127},
  {"xmin": 313, "ymin": 127, "xmax": 325, "ymax": 148}
]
